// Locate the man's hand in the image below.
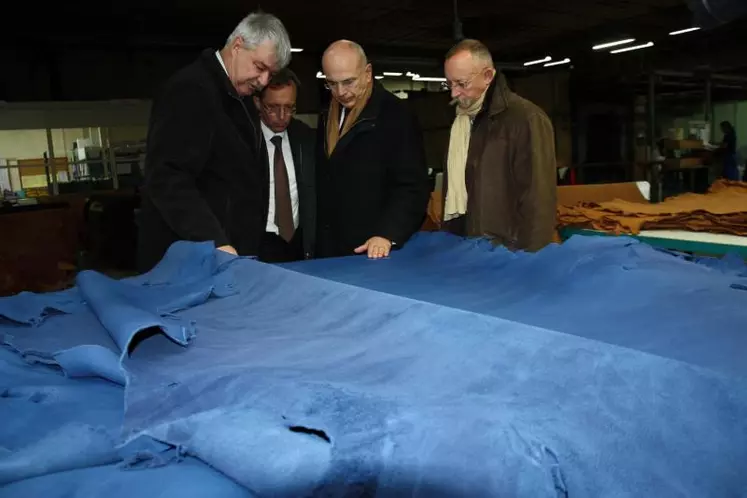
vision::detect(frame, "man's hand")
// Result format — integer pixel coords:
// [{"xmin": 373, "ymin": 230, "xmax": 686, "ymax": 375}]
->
[
  {"xmin": 217, "ymin": 245, "xmax": 238, "ymax": 255},
  {"xmin": 354, "ymin": 236, "xmax": 392, "ymax": 259}
]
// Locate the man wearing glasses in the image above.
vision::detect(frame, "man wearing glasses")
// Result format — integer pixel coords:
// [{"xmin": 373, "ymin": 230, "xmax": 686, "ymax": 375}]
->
[
  {"xmin": 442, "ymin": 39, "xmax": 556, "ymax": 252},
  {"xmin": 316, "ymin": 40, "xmax": 430, "ymax": 260},
  {"xmin": 137, "ymin": 12, "xmax": 292, "ymax": 271},
  {"xmin": 253, "ymin": 68, "xmax": 316, "ymax": 262}
]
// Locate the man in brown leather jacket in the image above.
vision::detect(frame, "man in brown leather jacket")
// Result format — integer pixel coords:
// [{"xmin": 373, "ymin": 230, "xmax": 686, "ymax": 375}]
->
[{"xmin": 441, "ymin": 39, "xmax": 557, "ymax": 252}]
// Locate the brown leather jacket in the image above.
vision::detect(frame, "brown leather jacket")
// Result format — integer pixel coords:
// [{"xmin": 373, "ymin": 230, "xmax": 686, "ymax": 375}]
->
[{"xmin": 442, "ymin": 73, "xmax": 557, "ymax": 251}]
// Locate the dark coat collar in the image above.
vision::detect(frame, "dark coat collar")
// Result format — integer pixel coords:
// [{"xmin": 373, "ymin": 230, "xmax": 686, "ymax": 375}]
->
[
  {"xmin": 199, "ymin": 48, "xmax": 242, "ymax": 99},
  {"xmin": 478, "ymin": 71, "xmax": 513, "ymax": 119},
  {"xmin": 358, "ymin": 81, "xmax": 386, "ymax": 121}
]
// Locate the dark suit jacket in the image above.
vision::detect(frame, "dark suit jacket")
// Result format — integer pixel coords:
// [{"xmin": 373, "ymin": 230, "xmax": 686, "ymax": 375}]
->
[
  {"xmin": 315, "ymin": 83, "xmax": 430, "ymax": 258},
  {"xmin": 284, "ymin": 119, "xmax": 316, "ymax": 258},
  {"xmin": 137, "ymin": 49, "xmax": 270, "ymax": 272}
]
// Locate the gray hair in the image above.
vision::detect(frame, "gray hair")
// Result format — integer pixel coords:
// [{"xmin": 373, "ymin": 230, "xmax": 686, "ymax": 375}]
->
[
  {"xmin": 226, "ymin": 12, "xmax": 292, "ymax": 69},
  {"xmin": 445, "ymin": 39, "xmax": 494, "ymax": 69}
]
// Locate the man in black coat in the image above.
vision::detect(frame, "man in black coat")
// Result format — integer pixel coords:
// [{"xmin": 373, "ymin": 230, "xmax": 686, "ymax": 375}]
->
[
  {"xmin": 252, "ymin": 68, "xmax": 316, "ymax": 262},
  {"xmin": 316, "ymin": 40, "xmax": 430, "ymax": 259},
  {"xmin": 136, "ymin": 12, "xmax": 292, "ymax": 272}
]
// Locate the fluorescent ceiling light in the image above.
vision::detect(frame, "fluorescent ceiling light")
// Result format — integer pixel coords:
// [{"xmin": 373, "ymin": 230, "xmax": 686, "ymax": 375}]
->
[
  {"xmin": 383, "ymin": 72, "xmax": 403, "ymax": 76},
  {"xmin": 592, "ymin": 38, "xmax": 635, "ymax": 50},
  {"xmin": 316, "ymin": 71, "xmax": 325, "ymax": 79},
  {"xmin": 406, "ymin": 71, "xmax": 416, "ymax": 76},
  {"xmin": 375, "ymin": 75, "xmax": 384, "ymax": 80},
  {"xmin": 523, "ymin": 56, "xmax": 551, "ymax": 66},
  {"xmin": 669, "ymin": 27, "xmax": 701, "ymax": 36},
  {"xmin": 291, "ymin": 48, "xmax": 304, "ymax": 52},
  {"xmin": 610, "ymin": 41, "xmax": 654, "ymax": 54},
  {"xmin": 544, "ymin": 58, "xmax": 571, "ymax": 67},
  {"xmin": 413, "ymin": 76, "xmax": 447, "ymax": 82}
]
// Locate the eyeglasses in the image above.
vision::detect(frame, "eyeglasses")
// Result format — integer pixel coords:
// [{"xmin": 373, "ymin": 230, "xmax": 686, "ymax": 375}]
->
[
  {"xmin": 441, "ymin": 68, "xmax": 493, "ymax": 92},
  {"xmin": 324, "ymin": 77, "xmax": 359, "ymax": 92},
  {"xmin": 262, "ymin": 103, "xmax": 296, "ymax": 116},
  {"xmin": 440, "ymin": 77, "xmax": 475, "ymax": 92}
]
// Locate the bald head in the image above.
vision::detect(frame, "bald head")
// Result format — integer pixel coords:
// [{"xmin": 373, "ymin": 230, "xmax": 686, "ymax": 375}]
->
[
  {"xmin": 323, "ymin": 40, "xmax": 368, "ymax": 74},
  {"xmin": 322, "ymin": 39, "xmax": 372, "ymax": 109}
]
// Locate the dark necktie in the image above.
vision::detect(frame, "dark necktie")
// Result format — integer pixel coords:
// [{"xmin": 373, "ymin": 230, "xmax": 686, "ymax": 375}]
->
[{"xmin": 270, "ymin": 135, "xmax": 294, "ymax": 242}]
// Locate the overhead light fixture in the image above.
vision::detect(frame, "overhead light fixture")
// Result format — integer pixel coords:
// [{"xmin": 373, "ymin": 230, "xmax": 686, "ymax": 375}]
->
[
  {"xmin": 413, "ymin": 76, "xmax": 447, "ymax": 82},
  {"xmin": 610, "ymin": 41, "xmax": 654, "ymax": 54},
  {"xmin": 406, "ymin": 71, "xmax": 416, "ymax": 77},
  {"xmin": 291, "ymin": 48, "xmax": 304, "ymax": 53},
  {"xmin": 375, "ymin": 75, "xmax": 384, "ymax": 80},
  {"xmin": 383, "ymin": 72, "xmax": 403, "ymax": 76},
  {"xmin": 669, "ymin": 27, "xmax": 701, "ymax": 36},
  {"xmin": 523, "ymin": 56, "xmax": 551, "ymax": 67},
  {"xmin": 316, "ymin": 71, "xmax": 325, "ymax": 79},
  {"xmin": 544, "ymin": 58, "xmax": 571, "ymax": 67},
  {"xmin": 592, "ymin": 38, "xmax": 635, "ymax": 50}
]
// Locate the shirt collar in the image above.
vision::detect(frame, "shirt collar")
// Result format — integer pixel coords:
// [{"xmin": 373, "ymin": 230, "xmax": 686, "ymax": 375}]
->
[
  {"xmin": 260, "ymin": 120, "xmax": 288, "ymax": 143},
  {"xmin": 215, "ymin": 50, "xmax": 229, "ymax": 76}
]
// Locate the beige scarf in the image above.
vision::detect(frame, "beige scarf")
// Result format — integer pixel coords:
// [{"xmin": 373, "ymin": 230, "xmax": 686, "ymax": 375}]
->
[
  {"xmin": 325, "ymin": 79, "xmax": 374, "ymax": 157},
  {"xmin": 444, "ymin": 91, "xmax": 487, "ymax": 221}
]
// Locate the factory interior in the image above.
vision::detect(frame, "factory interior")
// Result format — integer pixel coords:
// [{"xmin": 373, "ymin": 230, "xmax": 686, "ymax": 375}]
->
[{"xmin": 1, "ymin": 1, "xmax": 747, "ymax": 497}]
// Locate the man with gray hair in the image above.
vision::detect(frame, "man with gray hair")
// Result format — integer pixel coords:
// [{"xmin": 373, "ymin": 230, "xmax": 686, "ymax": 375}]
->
[
  {"xmin": 137, "ymin": 11, "xmax": 292, "ymax": 271},
  {"xmin": 441, "ymin": 39, "xmax": 556, "ymax": 252}
]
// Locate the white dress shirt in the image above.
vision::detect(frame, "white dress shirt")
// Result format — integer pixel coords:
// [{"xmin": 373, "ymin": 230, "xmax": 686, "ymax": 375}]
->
[
  {"xmin": 215, "ymin": 51, "xmax": 228, "ymax": 75},
  {"xmin": 261, "ymin": 121, "xmax": 299, "ymax": 234}
]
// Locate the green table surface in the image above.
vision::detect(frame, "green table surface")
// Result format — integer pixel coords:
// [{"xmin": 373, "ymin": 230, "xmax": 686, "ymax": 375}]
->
[{"xmin": 560, "ymin": 227, "xmax": 747, "ymax": 258}]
